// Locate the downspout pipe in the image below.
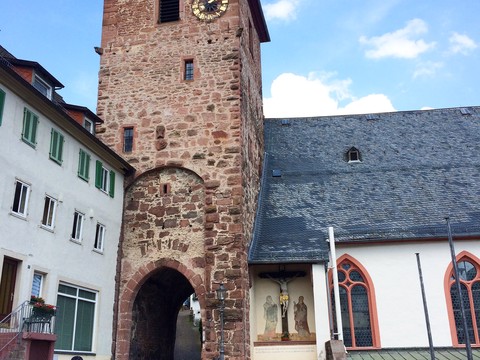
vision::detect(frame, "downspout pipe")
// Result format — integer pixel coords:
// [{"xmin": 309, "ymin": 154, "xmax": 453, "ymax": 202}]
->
[{"xmin": 329, "ymin": 226, "xmax": 343, "ymax": 341}]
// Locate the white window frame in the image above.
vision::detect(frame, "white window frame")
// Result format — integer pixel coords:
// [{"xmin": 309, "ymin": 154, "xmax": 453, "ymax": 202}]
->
[
  {"xmin": 100, "ymin": 166, "xmax": 109, "ymax": 193},
  {"xmin": 83, "ymin": 118, "xmax": 95, "ymax": 134},
  {"xmin": 55, "ymin": 283, "xmax": 97, "ymax": 352},
  {"xmin": 31, "ymin": 272, "xmax": 44, "ymax": 298},
  {"xmin": 94, "ymin": 223, "xmax": 105, "ymax": 252},
  {"xmin": 41, "ymin": 195, "xmax": 57, "ymax": 230},
  {"xmin": 71, "ymin": 211, "xmax": 85, "ymax": 242},
  {"xmin": 11, "ymin": 179, "xmax": 30, "ymax": 218},
  {"xmin": 95, "ymin": 160, "xmax": 115, "ymax": 198},
  {"xmin": 33, "ymin": 74, "xmax": 52, "ymax": 99}
]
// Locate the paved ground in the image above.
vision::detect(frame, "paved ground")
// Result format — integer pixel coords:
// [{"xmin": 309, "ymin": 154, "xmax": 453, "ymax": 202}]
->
[{"xmin": 174, "ymin": 309, "xmax": 201, "ymax": 360}]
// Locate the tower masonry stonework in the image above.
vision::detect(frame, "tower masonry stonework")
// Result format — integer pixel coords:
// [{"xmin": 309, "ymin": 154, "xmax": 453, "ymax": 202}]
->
[{"xmin": 96, "ymin": 0, "xmax": 269, "ymax": 358}]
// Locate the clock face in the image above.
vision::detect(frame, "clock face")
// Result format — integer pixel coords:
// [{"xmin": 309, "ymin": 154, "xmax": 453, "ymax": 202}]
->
[{"xmin": 192, "ymin": 0, "xmax": 229, "ymax": 21}]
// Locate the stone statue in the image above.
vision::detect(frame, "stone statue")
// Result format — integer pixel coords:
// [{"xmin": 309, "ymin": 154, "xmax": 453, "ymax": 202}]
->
[
  {"xmin": 263, "ymin": 295, "xmax": 278, "ymax": 339},
  {"xmin": 294, "ymin": 296, "xmax": 310, "ymax": 337}
]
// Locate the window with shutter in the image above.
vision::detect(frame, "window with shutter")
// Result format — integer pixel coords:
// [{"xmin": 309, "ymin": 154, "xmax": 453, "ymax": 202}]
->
[
  {"xmin": 49, "ymin": 128, "xmax": 64, "ymax": 164},
  {"xmin": 95, "ymin": 160, "xmax": 115, "ymax": 198},
  {"xmin": 78, "ymin": 149, "xmax": 91, "ymax": 181},
  {"xmin": 22, "ymin": 108, "xmax": 39, "ymax": 147}
]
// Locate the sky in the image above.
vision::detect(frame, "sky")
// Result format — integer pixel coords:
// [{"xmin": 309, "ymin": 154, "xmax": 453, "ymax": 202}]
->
[{"xmin": 1, "ymin": 0, "xmax": 478, "ymax": 118}]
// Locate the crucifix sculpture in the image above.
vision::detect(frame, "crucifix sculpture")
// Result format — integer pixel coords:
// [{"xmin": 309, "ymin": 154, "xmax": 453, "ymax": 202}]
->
[{"xmin": 259, "ymin": 270, "xmax": 306, "ymax": 339}]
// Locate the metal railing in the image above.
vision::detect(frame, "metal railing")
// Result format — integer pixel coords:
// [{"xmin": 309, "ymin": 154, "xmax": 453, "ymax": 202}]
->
[{"xmin": 0, "ymin": 301, "xmax": 56, "ymax": 356}]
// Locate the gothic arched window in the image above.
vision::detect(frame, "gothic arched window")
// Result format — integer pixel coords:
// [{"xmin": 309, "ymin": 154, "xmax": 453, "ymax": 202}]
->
[
  {"xmin": 330, "ymin": 255, "xmax": 380, "ymax": 349},
  {"xmin": 445, "ymin": 251, "xmax": 480, "ymax": 346}
]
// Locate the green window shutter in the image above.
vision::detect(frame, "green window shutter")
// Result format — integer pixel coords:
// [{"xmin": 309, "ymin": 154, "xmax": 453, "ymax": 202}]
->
[
  {"xmin": 30, "ymin": 113, "xmax": 38, "ymax": 145},
  {"xmin": 49, "ymin": 129, "xmax": 64, "ymax": 163},
  {"xmin": 95, "ymin": 160, "xmax": 103, "ymax": 189},
  {"xmin": 109, "ymin": 170, "xmax": 115, "ymax": 198},
  {"xmin": 78, "ymin": 150, "xmax": 91, "ymax": 181},
  {"xmin": 85, "ymin": 153, "xmax": 90, "ymax": 180},
  {"xmin": 58, "ymin": 133, "xmax": 64, "ymax": 162},
  {"xmin": 0, "ymin": 89, "xmax": 5, "ymax": 126}
]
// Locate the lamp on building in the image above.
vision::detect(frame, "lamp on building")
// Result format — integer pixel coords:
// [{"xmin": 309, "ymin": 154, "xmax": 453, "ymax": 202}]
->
[{"xmin": 216, "ymin": 283, "xmax": 226, "ymax": 360}]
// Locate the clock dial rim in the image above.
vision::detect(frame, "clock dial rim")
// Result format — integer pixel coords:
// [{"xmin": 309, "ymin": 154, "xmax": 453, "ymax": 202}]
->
[{"xmin": 192, "ymin": 0, "xmax": 229, "ymax": 21}]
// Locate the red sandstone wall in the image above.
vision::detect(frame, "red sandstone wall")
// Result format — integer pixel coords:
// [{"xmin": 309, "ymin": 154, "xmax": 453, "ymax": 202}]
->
[{"xmin": 96, "ymin": 0, "xmax": 264, "ymax": 359}]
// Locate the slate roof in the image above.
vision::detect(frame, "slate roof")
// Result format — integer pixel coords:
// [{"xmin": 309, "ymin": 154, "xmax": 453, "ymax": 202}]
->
[{"xmin": 248, "ymin": 107, "xmax": 480, "ymax": 264}]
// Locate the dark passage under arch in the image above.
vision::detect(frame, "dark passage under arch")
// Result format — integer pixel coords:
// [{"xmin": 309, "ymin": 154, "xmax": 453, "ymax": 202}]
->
[{"xmin": 129, "ymin": 267, "xmax": 197, "ymax": 360}]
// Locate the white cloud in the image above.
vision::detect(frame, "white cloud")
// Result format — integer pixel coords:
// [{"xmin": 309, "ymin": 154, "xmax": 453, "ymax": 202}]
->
[
  {"xmin": 448, "ymin": 32, "xmax": 477, "ymax": 55},
  {"xmin": 263, "ymin": 72, "xmax": 395, "ymax": 118},
  {"xmin": 413, "ymin": 61, "xmax": 444, "ymax": 79},
  {"xmin": 340, "ymin": 94, "xmax": 395, "ymax": 115},
  {"xmin": 263, "ymin": 0, "xmax": 300, "ymax": 22},
  {"xmin": 359, "ymin": 19, "xmax": 436, "ymax": 59}
]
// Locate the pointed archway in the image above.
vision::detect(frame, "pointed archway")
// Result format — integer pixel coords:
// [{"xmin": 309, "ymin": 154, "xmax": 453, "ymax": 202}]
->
[{"xmin": 129, "ymin": 267, "xmax": 200, "ymax": 360}]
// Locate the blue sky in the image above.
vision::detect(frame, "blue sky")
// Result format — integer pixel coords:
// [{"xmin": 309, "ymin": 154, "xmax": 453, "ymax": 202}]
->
[{"xmin": 1, "ymin": 0, "xmax": 478, "ymax": 117}]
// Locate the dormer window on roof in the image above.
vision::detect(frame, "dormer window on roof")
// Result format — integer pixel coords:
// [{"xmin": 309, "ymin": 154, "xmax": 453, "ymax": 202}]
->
[
  {"xmin": 83, "ymin": 118, "xmax": 95, "ymax": 135},
  {"xmin": 33, "ymin": 74, "xmax": 52, "ymax": 99},
  {"xmin": 347, "ymin": 147, "xmax": 361, "ymax": 163}
]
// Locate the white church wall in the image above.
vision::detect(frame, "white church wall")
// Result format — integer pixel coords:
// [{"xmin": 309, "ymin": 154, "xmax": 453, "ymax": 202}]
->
[
  {"xmin": 337, "ymin": 239, "xmax": 480, "ymax": 348},
  {"xmin": 312, "ymin": 263, "xmax": 331, "ymax": 360}
]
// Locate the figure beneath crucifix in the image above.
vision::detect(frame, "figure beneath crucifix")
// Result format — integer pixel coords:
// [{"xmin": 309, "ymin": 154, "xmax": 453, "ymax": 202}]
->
[
  {"xmin": 263, "ymin": 295, "xmax": 278, "ymax": 339},
  {"xmin": 294, "ymin": 296, "xmax": 310, "ymax": 337}
]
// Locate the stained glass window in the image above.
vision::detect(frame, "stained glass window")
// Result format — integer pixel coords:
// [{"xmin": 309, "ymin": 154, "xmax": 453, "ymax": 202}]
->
[
  {"xmin": 448, "ymin": 257, "xmax": 480, "ymax": 345},
  {"xmin": 331, "ymin": 257, "xmax": 377, "ymax": 348}
]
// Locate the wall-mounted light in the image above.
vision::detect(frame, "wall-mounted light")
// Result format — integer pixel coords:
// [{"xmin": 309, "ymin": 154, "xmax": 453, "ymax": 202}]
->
[{"xmin": 216, "ymin": 283, "xmax": 226, "ymax": 360}]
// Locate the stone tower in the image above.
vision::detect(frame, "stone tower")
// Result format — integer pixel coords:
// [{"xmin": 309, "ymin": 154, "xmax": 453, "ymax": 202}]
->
[{"xmin": 96, "ymin": 0, "xmax": 269, "ymax": 359}]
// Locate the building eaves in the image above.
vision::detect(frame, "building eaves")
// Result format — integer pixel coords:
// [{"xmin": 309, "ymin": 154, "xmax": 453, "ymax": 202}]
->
[
  {"xmin": 247, "ymin": 0, "xmax": 270, "ymax": 43},
  {"xmin": 62, "ymin": 103, "xmax": 104, "ymax": 124},
  {"xmin": 0, "ymin": 58, "xmax": 134, "ymax": 176},
  {"xmin": 7, "ymin": 57, "xmax": 64, "ymax": 89}
]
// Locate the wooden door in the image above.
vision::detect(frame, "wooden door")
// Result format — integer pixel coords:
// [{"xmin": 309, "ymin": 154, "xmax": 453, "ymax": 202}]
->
[{"xmin": 0, "ymin": 258, "xmax": 18, "ymax": 320}]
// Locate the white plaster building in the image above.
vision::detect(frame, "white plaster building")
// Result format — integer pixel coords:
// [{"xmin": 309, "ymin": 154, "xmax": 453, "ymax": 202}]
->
[{"xmin": 0, "ymin": 46, "xmax": 134, "ymax": 359}]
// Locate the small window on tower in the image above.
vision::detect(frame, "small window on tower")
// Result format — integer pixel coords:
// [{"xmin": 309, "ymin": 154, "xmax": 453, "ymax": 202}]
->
[
  {"xmin": 159, "ymin": 0, "xmax": 179, "ymax": 23},
  {"xmin": 184, "ymin": 60, "xmax": 194, "ymax": 81},
  {"xmin": 123, "ymin": 127, "xmax": 134, "ymax": 153}
]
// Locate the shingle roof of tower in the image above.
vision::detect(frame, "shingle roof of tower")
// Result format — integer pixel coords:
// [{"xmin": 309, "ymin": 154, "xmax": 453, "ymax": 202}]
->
[{"xmin": 248, "ymin": 106, "xmax": 480, "ymax": 264}]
